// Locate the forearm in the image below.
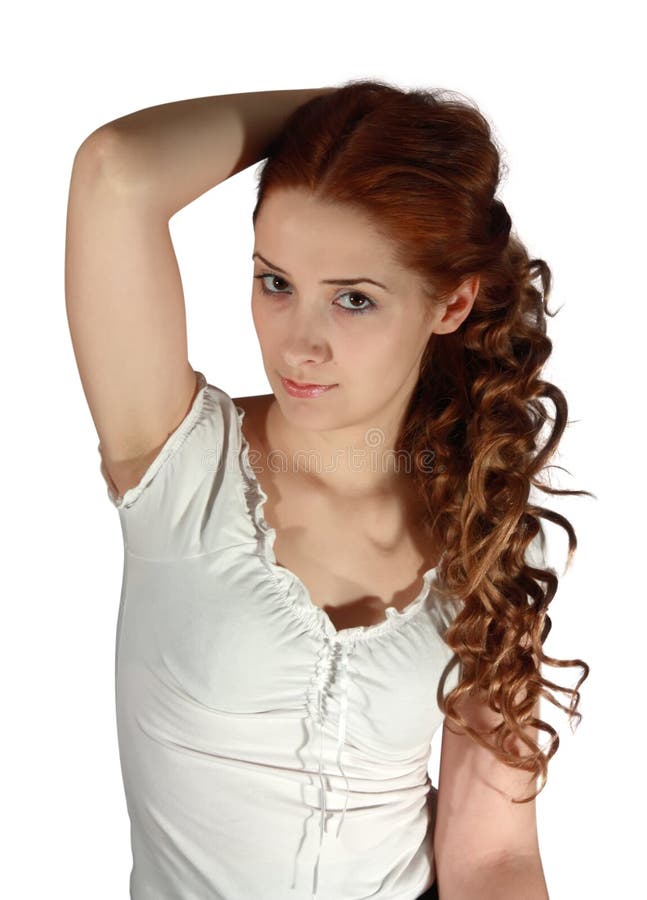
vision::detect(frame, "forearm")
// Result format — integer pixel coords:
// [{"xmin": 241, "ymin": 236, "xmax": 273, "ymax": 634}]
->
[
  {"xmin": 438, "ymin": 854, "xmax": 549, "ymax": 900},
  {"xmin": 85, "ymin": 86, "xmax": 336, "ymax": 218}
]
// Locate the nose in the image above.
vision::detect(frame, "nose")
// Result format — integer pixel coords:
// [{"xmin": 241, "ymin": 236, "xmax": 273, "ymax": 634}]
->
[{"xmin": 281, "ymin": 305, "xmax": 332, "ymax": 370}]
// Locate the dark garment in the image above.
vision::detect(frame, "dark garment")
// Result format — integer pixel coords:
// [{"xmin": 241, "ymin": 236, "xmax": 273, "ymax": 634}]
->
[{"xmin": 416, "ymin": 881, "xmax": 439, "ymax": 899}]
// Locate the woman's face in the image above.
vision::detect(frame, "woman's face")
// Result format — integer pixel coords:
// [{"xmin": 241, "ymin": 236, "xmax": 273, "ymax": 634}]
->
[{"xmin": 251, "ymin": 188, "xmax": 477, "ymax": 484}]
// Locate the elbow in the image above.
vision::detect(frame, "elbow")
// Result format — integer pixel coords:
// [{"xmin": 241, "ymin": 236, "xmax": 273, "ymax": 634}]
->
[
  {"xmin": 436, "ymin": 851, "xmax": 549, "ymax": 900},
  {"xmin": 73, "ymin": 127, "xmax": 142, "ymax": 191}
]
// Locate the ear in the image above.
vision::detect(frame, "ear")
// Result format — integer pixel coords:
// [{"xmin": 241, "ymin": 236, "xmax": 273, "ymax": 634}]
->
[{"xmin": 434, "ymin": 274, "xmax": 481, "ymax": 335}]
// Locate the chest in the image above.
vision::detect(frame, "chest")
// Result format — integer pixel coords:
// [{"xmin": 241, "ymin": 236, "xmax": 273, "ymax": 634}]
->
[
  {"xmin": 268, "ymin": 488, "xmax": 436, "ymax": 632},
  {"xmin": 234, "ymin": 396, "xmax": 444, "ymax": 632},
  {"xmin": 239, "ymin": 415, "xmax": 439, "ymax": 635}
]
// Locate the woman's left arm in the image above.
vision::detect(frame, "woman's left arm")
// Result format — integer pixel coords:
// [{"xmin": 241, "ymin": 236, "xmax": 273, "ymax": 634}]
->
[{"xmin": 434, "ymin": 692, "xmax": 550, "ymax": 898}]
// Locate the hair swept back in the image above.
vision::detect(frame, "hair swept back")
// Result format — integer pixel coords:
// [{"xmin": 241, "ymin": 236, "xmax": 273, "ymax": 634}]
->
[{"xmin": 251, "ymin": 77, "xmax": 592, "ymax": 802}]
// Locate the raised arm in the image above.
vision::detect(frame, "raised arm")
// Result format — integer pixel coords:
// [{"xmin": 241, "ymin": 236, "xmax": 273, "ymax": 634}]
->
[
  {"xmin": 65, "ymin": 86, "xmax": 335, "ymax": 500},
  {"xmin": 86, "ymin": 86, "xmax": 336, "ymax": 218}
]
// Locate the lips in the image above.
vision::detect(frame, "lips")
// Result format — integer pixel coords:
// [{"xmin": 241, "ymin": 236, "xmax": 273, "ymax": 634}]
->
[
  {"xmin": 282, "ymin": 376, "xmax": 335, "ymax": 388},
  {"xmin": 279, "ymin": 376, "xmax": 338, "ymax": 398}
]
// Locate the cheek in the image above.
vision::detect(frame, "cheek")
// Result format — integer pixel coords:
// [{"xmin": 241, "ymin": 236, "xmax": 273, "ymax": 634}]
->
[
  {"xmin": 360, "ymin": 324, "xmax": 412, "ymax": 364},
  {"xmin": 359, "ymin": 325, "xmax": 428, "ymax": 387},
  {"xmin": 251, "ymin": 295, "xmax": 276, "ymax": 343}
]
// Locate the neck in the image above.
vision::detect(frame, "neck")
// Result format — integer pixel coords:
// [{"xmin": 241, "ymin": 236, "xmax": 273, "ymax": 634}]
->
[{"xmin": 266, "ymin": 397, "xmax": 415, "ymax": 499}]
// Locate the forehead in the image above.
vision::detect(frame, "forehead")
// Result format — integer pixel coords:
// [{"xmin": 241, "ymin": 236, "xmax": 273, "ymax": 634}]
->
[{"xmin": 254, "ymin": 189, "xmax": 400, "ymax": 272}]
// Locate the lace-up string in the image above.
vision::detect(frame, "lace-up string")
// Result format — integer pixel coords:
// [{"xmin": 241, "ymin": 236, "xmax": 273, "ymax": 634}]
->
[{"xmin": 309, "ymin": 636, "xmax": 356, "ymax": 899}]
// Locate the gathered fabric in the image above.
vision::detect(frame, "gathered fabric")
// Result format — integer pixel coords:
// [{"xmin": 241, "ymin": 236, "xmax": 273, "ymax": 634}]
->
[{"xmin": 100, "ymin": 370, "xmax": 462, "ymax": 899}]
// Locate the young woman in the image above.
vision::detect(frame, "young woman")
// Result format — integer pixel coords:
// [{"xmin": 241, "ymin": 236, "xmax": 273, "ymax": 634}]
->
[{"xmin": 65, "ymin": 79, "xmax": 590, "ymax": 899}]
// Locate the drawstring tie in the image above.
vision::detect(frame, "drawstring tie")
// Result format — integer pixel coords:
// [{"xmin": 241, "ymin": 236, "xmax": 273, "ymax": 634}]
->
[{"xmin": 309, "ymin": 636, "xmax": 355, "ymax": 899}]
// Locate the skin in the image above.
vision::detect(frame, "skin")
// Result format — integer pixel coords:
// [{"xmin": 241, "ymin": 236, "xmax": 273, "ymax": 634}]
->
[{"xmin": 251, "ymin": 187, "xmax": 480, "ymax": 502}]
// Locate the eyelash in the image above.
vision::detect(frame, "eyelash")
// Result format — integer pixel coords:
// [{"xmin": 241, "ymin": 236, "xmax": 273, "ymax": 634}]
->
[{"xmin": 253, "ymin": 272, "xmax": 377, "ymax": 316}]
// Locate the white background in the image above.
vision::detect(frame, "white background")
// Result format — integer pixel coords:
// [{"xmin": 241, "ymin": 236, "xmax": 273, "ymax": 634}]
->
[{"xmin": 3, "ymin": 1, "xmax": 643, "ymax": 897}]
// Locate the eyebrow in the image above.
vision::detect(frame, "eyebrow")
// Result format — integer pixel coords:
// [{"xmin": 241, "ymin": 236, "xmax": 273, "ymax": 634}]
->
[{"xmin": 252, "ymin": 252, "xmax": 391, "ymax": 292}]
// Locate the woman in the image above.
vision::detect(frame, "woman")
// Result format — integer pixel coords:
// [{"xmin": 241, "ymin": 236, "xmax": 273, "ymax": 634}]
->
[{"xmin": 65, "ymin": 79, "xmax": 590, "ymax": 899}]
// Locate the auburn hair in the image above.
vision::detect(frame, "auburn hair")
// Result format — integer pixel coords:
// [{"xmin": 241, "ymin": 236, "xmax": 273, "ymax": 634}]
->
[{"xmin": 250, "ymin": 78, "xmax": 591, "ymax": 803}]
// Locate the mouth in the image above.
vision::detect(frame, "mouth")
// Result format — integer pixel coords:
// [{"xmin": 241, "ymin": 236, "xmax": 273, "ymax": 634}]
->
[{"xmin": 280, "ymin": 374, "xmax": 337, "ymax": 388}]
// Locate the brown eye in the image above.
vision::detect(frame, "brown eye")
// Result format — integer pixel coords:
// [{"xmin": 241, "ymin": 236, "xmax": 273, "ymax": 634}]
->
[
  {"xmin": 254, "ymin": 274, "xmax": 290, "ymax": 295},
  {"xmin": 335, "ymin": 292, "xmax": 376, "ymax": 315}
]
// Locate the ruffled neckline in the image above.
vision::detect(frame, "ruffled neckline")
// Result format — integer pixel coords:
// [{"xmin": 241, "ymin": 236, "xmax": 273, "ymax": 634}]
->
[{"xmin": 232, "ymin": 399, "xmax": 445, "ymax": 645}]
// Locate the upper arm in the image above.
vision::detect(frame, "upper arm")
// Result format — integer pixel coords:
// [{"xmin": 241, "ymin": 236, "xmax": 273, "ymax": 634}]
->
[
  {"xmin": 65, "ymin": 129, "xmax": 199, "ymax": 498},
  {"xmin": 433, "ymin": 690, "xmax": 542, "ymax": 878}
]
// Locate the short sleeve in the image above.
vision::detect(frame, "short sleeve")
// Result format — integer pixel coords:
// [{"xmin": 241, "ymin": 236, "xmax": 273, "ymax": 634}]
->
[
  {"xmin": 97, "ymin": 371, "xmax": 247, "ymax": 559},
  {"xmin": 98, "ymin": 371, "xmax": 208, "ymax": 510}
]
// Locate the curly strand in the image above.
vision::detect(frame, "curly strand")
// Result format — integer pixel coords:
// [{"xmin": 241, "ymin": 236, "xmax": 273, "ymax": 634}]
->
[{"xmin": 251, "ymin": 77, "xmax": 591, "ymax": 803}]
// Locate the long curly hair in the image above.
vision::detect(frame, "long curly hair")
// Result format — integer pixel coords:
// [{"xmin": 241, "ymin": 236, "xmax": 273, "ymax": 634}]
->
[{"xmin": 250, "ymin": 78, "xmax": 591, "ymax": 803}]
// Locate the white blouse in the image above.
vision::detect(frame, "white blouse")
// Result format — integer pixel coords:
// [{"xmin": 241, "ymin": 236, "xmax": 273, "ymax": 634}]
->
[{"xmin": 99, "ymin": 370, "xmax": 465, "ymax": 899}]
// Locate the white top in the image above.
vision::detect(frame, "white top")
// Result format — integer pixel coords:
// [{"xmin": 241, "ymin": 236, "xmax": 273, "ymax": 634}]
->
[{"xmin": 99, "ymin": 371, "xmax": 465, "ymax": 900}]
